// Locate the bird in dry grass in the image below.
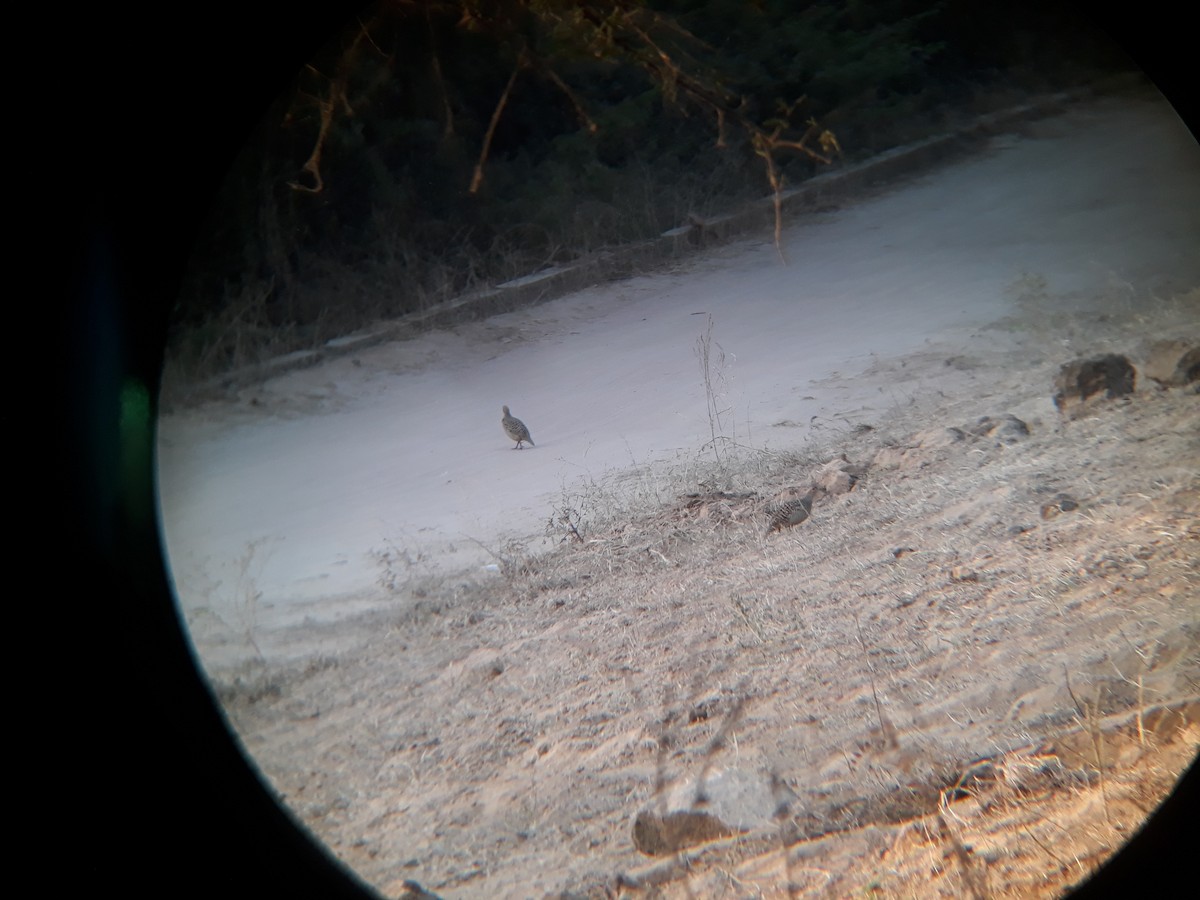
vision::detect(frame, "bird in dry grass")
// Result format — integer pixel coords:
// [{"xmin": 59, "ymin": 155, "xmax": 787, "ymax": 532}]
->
[
  {"xmin": 766, "ymin": 490, "xmax": 815, "ymax": 534},
  {"xmin": 501, "ymin": 405, "xmax": 535, "ymax": 449}
]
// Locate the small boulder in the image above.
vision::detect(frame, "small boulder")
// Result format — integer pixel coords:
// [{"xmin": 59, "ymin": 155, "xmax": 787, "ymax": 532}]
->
[
  {"xmin": 1040, "ymin": 493, "xmax": 1079, "ymax": 520},
  {"xmin": 398, "ymin": 881, "xmax": 444, "ymax": 900},
  {"xmin": 1052, "ymin": 354, "xmax": 1136, "ymax": 418},
  {"xmin": 631, "ymin": 808, "xmax": 733, "ymax": 856},
  {"xmin": 967, "ymin": 414, "xmax": 1030, "ymax": 444},
  {"xmin": 950, "ymin": 566, "xmax": 980, "ymax": 583},
  {"xmin": 1142, "ymin": 339, "xmax": 1200, "ymax": 388},
  {"xmin": 632, "ymin": 768, "xmax": 798, "ymax": 856},
  {"xmin": 915, "ymin": 426, "xmax": 967, "ymax": 448},
  {"xmin": 812, "ymin": 455, "xmax": 867, "ymax": 496},
  {"xmin": 871, "ymin": 429, "xmax": 959, "ymax": 471}
]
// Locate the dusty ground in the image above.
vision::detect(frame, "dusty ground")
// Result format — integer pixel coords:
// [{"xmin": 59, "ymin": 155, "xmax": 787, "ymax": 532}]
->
[
  {"xmin": 157, "ymin": 88, "xmax": 1200, "ymax": 615},
  {"xmin": 163, "ymin": 87, "xmax": 1200, "ymax": 897},
  {"xmin": 192, "ymin": 284, "xmax": 1199, "ymax": 898}
]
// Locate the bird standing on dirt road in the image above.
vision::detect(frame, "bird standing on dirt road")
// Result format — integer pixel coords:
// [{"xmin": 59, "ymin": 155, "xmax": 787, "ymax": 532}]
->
[
  {"xmin": 502, "ymin": 405, "xmax": 535, "ymax": 449},
  {"xmin": 766, "ymin": 490, "xmax": 814, "ymax": 534}
]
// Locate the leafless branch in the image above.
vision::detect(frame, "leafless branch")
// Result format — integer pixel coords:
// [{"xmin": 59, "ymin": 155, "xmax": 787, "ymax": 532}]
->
[
  {"xmin": 469, "ymin": 53, "xmax": 525, "ymax": 194},
  {"xmin": 542, "ymin": 65, "xmax": 599, "ymax": 134},
  {"xmin": 425, "ymin": 3, "xmax": 456, "ymax": 139},
  {"xmin": 288, "ymin": 23, "xmax": 374, "ymax": 193}
]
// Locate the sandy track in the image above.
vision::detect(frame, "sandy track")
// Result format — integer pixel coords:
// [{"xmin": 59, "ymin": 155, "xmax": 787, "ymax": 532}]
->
[
  {"xmin": 159, "ymin": 86, "xmax": 1200, "ymax": 622},
  {"xmin": 164, "ymin": 86, "xmax": 1199, "ymax": 897}
]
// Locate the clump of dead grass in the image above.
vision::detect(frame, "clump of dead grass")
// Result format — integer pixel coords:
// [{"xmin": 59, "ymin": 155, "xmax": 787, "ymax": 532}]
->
[{"xmin": 223, "ymin": 283, "xmax": 1199, "ymax": 899}]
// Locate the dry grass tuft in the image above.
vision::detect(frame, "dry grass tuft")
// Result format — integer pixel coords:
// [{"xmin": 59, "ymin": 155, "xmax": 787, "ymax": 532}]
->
[{"xmin": 195, "ymin": 289, "xmax": 1200, "ymax": 898}]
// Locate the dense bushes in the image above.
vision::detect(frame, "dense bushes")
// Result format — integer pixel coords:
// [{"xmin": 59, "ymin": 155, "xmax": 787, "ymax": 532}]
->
[{"xmin": 168, "ymin": 0, "xmax": 1124, "ymax": 384}]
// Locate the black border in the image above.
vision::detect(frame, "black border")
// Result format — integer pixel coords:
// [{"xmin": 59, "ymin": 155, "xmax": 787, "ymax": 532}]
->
[{"xmin": 59, "ymin": 2, "xmax": 1195, "ymax": 896}]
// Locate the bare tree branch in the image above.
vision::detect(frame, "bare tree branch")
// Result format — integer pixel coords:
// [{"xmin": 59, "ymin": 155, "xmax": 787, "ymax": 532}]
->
[
  {"xmin": 469, "ymin": 52, "xmax": 526, "ymax": 195},
  {"xmin": 288, "ymin": 89, "xmax": 335, "ymax": 193},
  {"xmin": 747, "ymin": 102, "xmax": 842, "ymax": 260},
  {"xmin": 288, "ymin": 22, "xmax": 374, "ymax": 193},
  {"xmin": 284, "ymin": 0, "xmax": 841, "ymax": 259},
  {"xmin": 425, "ymin": 2, "xmax": 456, "ymax": 140},
  {"xmin": 541, "ymin": 64, "xmax": 599, "ymax": 134}
]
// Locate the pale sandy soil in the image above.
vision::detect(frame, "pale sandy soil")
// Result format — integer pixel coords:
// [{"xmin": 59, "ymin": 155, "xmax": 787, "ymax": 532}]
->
[{"xmin": 159, "ymin": 87, "xmax": 1199, "ymax": 898}]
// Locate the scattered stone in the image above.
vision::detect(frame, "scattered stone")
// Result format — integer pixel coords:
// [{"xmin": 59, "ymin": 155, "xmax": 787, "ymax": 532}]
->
[
  {"xmin": 548, "ymin": 885, "xmax": 615, "ymax": 900},
  {"xmin": 1052, "ymin": 354, "xmax": 1136, "ymax": 418},
  {"xmin": 632, "ymin": 809, "xmax": 733, "ymax": 856},
  {"xmin": 944, "ymin": 355, "xmax": 979, "ymax": 370},
  {"xmin": 873, "ymin": 437, "xmax": 937, "ymax": 471},
  {"xmin": 687, "ymin": 696, "xmax": 727, "ymax": 724},
  {"xmin": 870, "ymin": 446, "xmax": 910, "ymax": 470},
  {"xmin": 918, "ymin": 426, "xmax": 968, "ymax": 447},
  {"xmin": 1040, "ymin": 493, "xmax": 1080, "ymax": 519},
  {"xmin": 967, "ymin": 414, "xmax": 1030, "ymax": 444},
  {"xmin": 399, "ymin": 881, "xmax": 444, "ymax": 900},
  {"xmin": 950, "ymin": 567, "xmax": 980, "ymax": 583},
  {"xmin": 872, "ymin": 424, "xmax": 979, "ymax": 471},
  {"xmin": 1142, "ymin": 338, "xmax": 1200, "ymax": 388},
  {"xmin": 633, "ymin": 768, "xmax": 799, "ymax": 856},
  {"xmin": 818, "ymin": 468, "xmax": 854, "ymax": 495},
  {"xmin": 802, "ymin": 454, "xmax": 869, "ymax": 498}
]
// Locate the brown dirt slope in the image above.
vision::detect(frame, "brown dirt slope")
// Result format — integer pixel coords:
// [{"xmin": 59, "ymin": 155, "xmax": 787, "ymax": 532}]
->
[{"xmin": 203, "ymin": 288, "xmax": 1199, "ymax": 899}]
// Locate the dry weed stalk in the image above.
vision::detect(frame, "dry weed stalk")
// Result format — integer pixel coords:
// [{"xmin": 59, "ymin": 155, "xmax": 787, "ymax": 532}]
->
[
  {"xmin": 219, "ymin": 537, "xmax": 272, "ymax": 664},
  {"xmin": 853, "ymin": 614, "xmax": 901, "ymax": 753},
  {"xmin": 548, "ymin": 503, "xmax": 586, "ymax": 544},
  {"xmin": 936, "ymin": 801, "xmax": 988, "ymax": 900},
  {"xmin": 461, "ymin": 533, "xmax": 530, "ymax": 578},
  {"xmin": 1064, "ymin": 669, "xmax": 1113, "ymax": 830},
  {"xmin": 730, "ymin": 593, "xmax": 767, "ymax": 645},
  {"xmin": 1115, "ymin": 628, "xmax": 1157, "ymax": 749},
  {"xmin": 693, "ymin": 695, "xmax": 748, "ymax": 793},
  {"xmin": 695, "ymin": 314, "xmax": 735, "ymax": 468}
]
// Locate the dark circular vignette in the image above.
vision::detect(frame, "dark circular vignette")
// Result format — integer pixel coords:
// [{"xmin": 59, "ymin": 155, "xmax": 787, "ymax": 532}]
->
[
  {"xmin": 60, "ymin": 2, "xmax": 1195, "ymax": 897},
  {"xmin": 66, "ymin": 3, "xmax": 379, "ymax": 897}
]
